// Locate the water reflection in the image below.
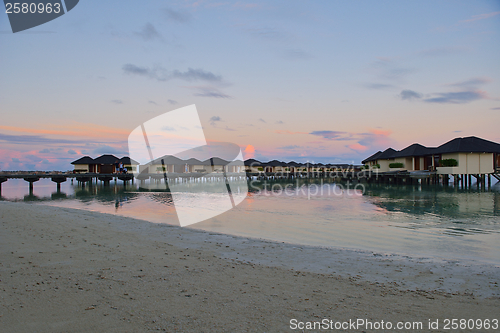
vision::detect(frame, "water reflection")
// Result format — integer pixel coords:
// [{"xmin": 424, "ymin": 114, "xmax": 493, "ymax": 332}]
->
[{"xmin": 1, "ymin": 178, "xmax": 499, "ymax": 263}]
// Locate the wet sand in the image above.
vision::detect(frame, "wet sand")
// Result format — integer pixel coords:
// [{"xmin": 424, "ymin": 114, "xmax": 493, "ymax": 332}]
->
[{"xmin": 0, "ymin": 201, "xmax": 498, "ymax": 332}]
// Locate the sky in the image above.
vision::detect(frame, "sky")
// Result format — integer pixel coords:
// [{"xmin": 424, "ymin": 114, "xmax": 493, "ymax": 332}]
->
[{"xmin": 1, "ymin": 0, "xmax": 499, "ymax": 171}]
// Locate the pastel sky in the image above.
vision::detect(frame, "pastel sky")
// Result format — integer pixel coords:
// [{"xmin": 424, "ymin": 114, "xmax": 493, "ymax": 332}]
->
[{"xmin": 1, "ymin": 0, "xmax": 499, "ymax": 171}]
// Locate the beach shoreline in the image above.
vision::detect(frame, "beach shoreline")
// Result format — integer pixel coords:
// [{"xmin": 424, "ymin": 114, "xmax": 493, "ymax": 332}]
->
[{"xmin": 1, "ymin": 201, "xmax": 499, "ymax": 332}]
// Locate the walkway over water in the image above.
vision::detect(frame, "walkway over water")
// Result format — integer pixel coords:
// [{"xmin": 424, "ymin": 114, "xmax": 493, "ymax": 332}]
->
[{"xmin": 1, "ymin": 169, "xmax": 499, "ymax": 193}]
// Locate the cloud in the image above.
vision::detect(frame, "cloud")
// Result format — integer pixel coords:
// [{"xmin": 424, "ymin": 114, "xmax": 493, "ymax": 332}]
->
[
  {"xmin": 283, "ymin": 49, "xmax": 311, "ymax": 60},
  {"xmin": 274, "ymin": 130, "xmax": 308, "ymax": 135},
  {"xmin": 277, "ymin": 145, "xmax": 302, "ymax": 150},
  {"xmin": 247, "ymin": 26, "xmax": 290, "ymax": 42},
  {"xmin": 92, "ymin": 145, "xmax": 127, "ymax": 155},
  {"xmin": 123, "ymin": 64, "xmax": 222, "ymax": 82},
  {"xmin": 420, "ymin": 46, "xmax": 467, "ymax": 57},
  {"xmin": 210, "ymin": 116, "xmax": 222, "ymax": 126},
  {"xmin": 460, "ymin": 11, "xmax": 500, "ymax": 23},
  {"xmin": 309, "ymin": 131, "xmax": 349, "ymax": 140},
  {"xmin": 163, "ymin": 7, "xmax": 191, "ymax": 23},
  {"xmin": 162, "ymin": 126, "xmax": 176, "ymax": 132},
  {"xmin": 39, "ymin": 148, "xmax": 51, "ymax": 153},
  {"xmin": 258, "ymin": 118, "xmax": 266, "ymax": 123},
  {"xmin": 167, "ymin": 99, "xmax": 178, "ymax": 105},
  {"xmin": 0, "ymin": 133, "xmax": 79, "ymax": 145},
  {"xmin": 347, "ymin": 143, "xmax": 368, "ymax": 152},
  {"xmin": 135, "ymin": 23, "xmax": 162, "ymax": 41},
  {"xmin": 67, "ymin": 149, "xmax": 77, "ymax": 155},
  {"xmin": 111, "ymin": 99, "xmax": 123, "ymax": 104},
  {"xmin": 243, "ymin": 145, "xmax": 255, "ymax": 159},
  {"xmin": 364, "ymin": 83, "xmax": 395, "ymax": 90},
  {"xmin": 400, "ymin": 90, "xmax": 423, "ymax": 100},
  {"xmin": 424, "ymin": 91, "xmax": 487, "ymax": 104},
  {"xmin": 491, "ymin": 107, "xmax": 500, "ymax": 110},
  {"xmin": 194, "ymin": 87, "xmax": 231, "ymax": 98},
  {"xmin": 447, "ymin": 77, "xmax": 492, "ymax": 88},
  {"xmin": 12, "ymin": 158, "xmax": 20, "ymax": 163},
  {"xmin": 275, "ymin": 120, "xmax": 284, "ymax": 124},
  {"xmin": 148, "ymin": 100, "xmax": 158, "ymax": 105},
  {"xmin": 369, "ymin": 57, "xmax": 414, "ymax": 82}
]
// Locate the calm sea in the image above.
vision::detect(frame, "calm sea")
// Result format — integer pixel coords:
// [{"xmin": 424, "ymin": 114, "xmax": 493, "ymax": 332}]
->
[{"xmin": 2, "ymin": 177, "xmax": 499, "ymax": 265}]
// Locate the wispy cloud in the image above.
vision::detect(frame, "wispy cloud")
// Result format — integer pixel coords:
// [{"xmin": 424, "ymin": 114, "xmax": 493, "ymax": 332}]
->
[
  {"xmin": 282, "ymin": 48, "xmax": 312, "ymax": 61},
  {"xmin": 399, "ymin": 90, "xmax": 423, "ymax": 101},
  {"xmin": 419, "ymin": 46, "xmax": 467, "ymax": 57},
  {"xmin": 111, "ymin": 99, "xmax": 123, "ymax": 104},
  {"xmin": 277, "ymin": 145, "xmax": 302, "ymax": 150},
  {"xmin": 447, "ymin": 77, "xmax": 492, "ymax": 88},
  {"xmin": 364, "ymin": 83, "xmax": 395, "ymax": 90},
  {"xmin": 368, "ymin": 57, "xmax": 414, "ymax": 83},
  {"xmin": 92, "ymin": 145, "xmax": 128, "ymax": 155},
  {"xmin": 123, "ymin": 64, "xmax": 223, "ymax": 82},
  {"xmin": 309, "ymin": 131, "xmax": 350, "ymax": 140},
  {"xmin": 135, "ymin": 23, "xmax": 163, "ymax": 41},
  {"xmin": 167, "ymin": 99, "xmax": 178, "ymax": 105},
  {"xmin": 258, "ymin": 118, "xmax": 266, "ymax": 123},
  {"xmin": 274, "ymin": 130, "xmax": 308, "ymax": 135},
  {"xmin": 194, "ymin": 87, "xmax": 231, "ymax": 98},
  {"xmin": 148, "ymin": 100, "xmax": 158, "ymax": 105},
  {"xmin": 424, "ymin": 91, "xmax": 487, "ymax": 104},
  {"xmin": 163, "ymin": 7, "xmax": 191, "ymax": 23},
  {"xmin": 247, "ymin": 26, "xmax": 291, "ymax": 42},
  {"xmin": 275, "ymin": 120, "xmax": 284, "ymax": 124},
  {"xmin": 460, "ymin": 11, "xmax": 500, "ymax": 23},
  {"xmin": 491, "ymin": 107, "xmax": 500, "ymax": 110},
  {"xmin": 210, "ymin": 116, "xmax": 222, "ymax": 126},
  {"xmin": 0, "ymin": 132, "xmax": 79, "ymax": 145}
]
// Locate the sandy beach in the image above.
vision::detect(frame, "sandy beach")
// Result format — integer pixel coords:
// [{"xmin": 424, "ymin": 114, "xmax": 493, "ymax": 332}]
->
[{"xmin": 0, "ymin": 201, "xmax": 499, "ymax": 332}]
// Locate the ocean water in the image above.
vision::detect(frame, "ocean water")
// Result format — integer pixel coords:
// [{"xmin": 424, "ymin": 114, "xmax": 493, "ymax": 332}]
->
[{"xmin": 1, "ymin": 177, "xmax": 499, "ymax": 265}]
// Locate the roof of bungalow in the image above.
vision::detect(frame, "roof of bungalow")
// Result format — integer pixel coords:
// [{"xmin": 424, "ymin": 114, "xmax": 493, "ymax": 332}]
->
[
  {"xmin": 264, "ymin": 160, "xmax": 284, "ymax": 167},
  {"xmin": 93, "ymin": 154, "xmax": 120, "ymax": 164},
  {"xmin": 120, "ymin": 157, "xmax": 140, "ymax": 165},
  {"xmin": 244, "ymin": 158, "xmax": 262, "ymax": 166},
  {"xmin": 434, "ymin": 136, "xmax": 500, "ymax": 154},
  {"xmin": 184, "ymin": 158, "xmax": 202, "ymax": 165},
  {"xmin": 376, "ymin": 148, "xmax": 398, "ymax": 160},
  {"xmin": 152, "ymin": 155, "xmax": 185, "ymax": 165},
  {"xmin": 394, "ymin": 143, "xmax": 437, "ymax": 158},
  {"xmin": 70, "ymin": 156, "xmax": 95, "ymax": 165},
  {"xmin": 361, "ymin": 151, "xmax": 383, "ymax": 164},
  {"xmin": 202, "ymin": 157, "xmax": 230, "ymax": 166},
  {"xmin": 286, "ymin": 161, "xmax": 302, "ymax": 167}
]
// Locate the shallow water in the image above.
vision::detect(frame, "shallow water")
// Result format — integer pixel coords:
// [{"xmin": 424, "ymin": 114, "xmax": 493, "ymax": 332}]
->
[{"xmin": 1, "ymin": 177, "xmax": 499, "ymax": 264}]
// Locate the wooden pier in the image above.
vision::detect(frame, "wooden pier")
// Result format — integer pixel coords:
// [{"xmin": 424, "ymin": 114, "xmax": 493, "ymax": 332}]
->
[{"xmin": 1, "ymin": 169, "xmax": 498, "ymax": 194}]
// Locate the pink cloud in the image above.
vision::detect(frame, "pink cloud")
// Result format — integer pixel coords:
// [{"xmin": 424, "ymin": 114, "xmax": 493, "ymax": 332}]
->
[
  {"xmin": 348, "ymin": 143, "xmax": 369, "ymax": 152},
  {"xmin": 460, "ymin": 11, "xmax": 500, "ymax": 23},
  {"xmin": 243, "ymin": 144, "xmax": 255, "ymax": 159}
]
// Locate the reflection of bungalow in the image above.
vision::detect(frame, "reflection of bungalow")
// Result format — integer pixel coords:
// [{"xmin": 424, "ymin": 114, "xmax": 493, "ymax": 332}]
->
[{"xmin": 362, "ymin": 136, "xmax": 500, "ymax": 175}]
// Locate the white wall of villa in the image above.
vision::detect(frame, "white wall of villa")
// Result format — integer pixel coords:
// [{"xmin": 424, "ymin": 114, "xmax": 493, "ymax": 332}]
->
[
  {"xmin": 436, "ymin": 153, "xmax": 494, "ymax": 175},
  {"xmin": 73, "ymin": 164, "xmax": 89, "ymax": 172}
]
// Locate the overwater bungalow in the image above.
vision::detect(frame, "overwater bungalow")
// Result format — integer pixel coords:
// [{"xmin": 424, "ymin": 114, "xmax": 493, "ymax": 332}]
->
[
  {"xmin": 362, "ymin": 136, "xmax": 500, "ymax": 176},
  {"xmin": 71, "ymin": 155, "xmax": 138, "ymax": 174}
]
